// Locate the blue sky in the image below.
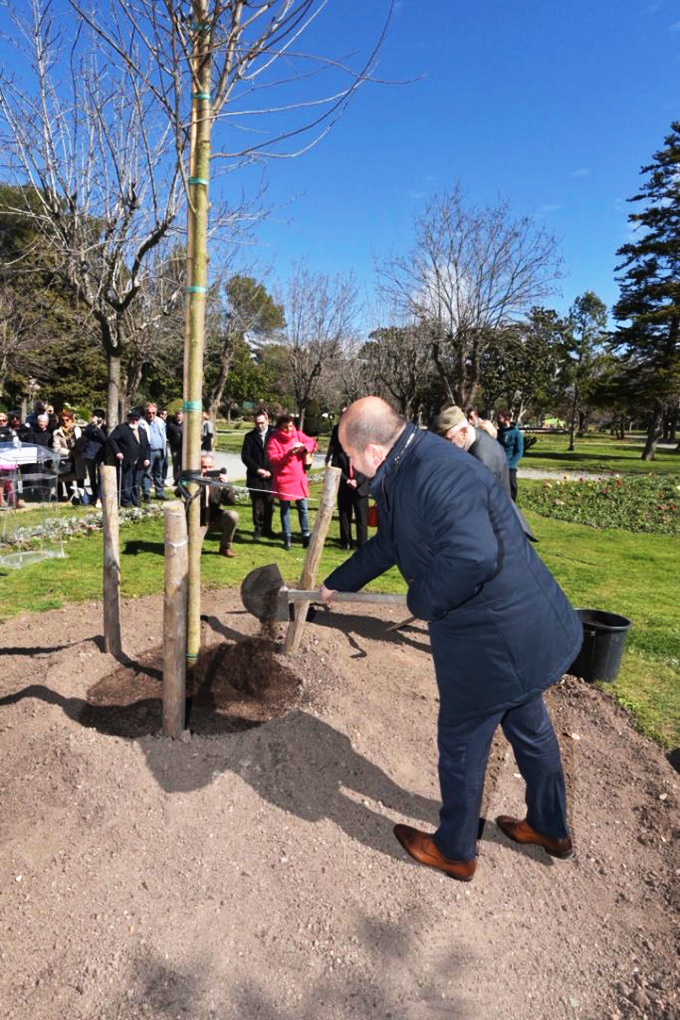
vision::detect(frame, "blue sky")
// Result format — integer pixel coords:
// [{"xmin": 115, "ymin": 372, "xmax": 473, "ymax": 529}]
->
[
  {"xmin": 235, "ymin": 0, "xmax": 679, "ymax": 325},
  {"xmin": 0, "ymin": 0, "xmax": 677, "ymax": 331}
]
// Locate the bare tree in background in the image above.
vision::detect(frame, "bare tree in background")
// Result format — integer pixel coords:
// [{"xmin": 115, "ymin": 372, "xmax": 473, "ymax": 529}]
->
[
  {"xmin": 282, "ymin": 263, "xmax": 359, "ymax": 429},
  {"xmin": 121, "ymin": 247, "xmax": 187, "ymax": 405},
  {"xmin": 363, "ymin": 324, "xmax": 434, "ymax": 418},
  {"xmin": 0, "ymin": 284, "xmax": 36, "ymax": 398},
  {"xmin": 378, "ymin": 184, "xmax": 562, "ymax": 408},
  {"xmin": 0, "ymin": 0, "xmax": 187, "ymax": 425}
]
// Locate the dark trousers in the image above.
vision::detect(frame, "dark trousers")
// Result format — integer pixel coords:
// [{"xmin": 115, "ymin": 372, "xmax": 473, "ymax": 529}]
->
[
  {"xmin": 509, "ymin": 468, "xmax": 518, "ymax": 502},
  {"xmin": 119, "ymin": 462, "xmax": 143, "ymax": 506},
  {"xmin": 85, "ymin": 458, "xmax": 101, "ymax": 502},
  {"xmin": 170, "ymin": 448, "xmax": 182, "ymax": 485},
  {"xmin": 338, "ymin": 488, "xmax": 368, "ymax": 547},
  {"xmin": 434, "ymin": 693, "xmax": 569, "ymax": 862},
  {"xmin": 250, "ymin": 489, "xmax": 274, "ymax": 534}
]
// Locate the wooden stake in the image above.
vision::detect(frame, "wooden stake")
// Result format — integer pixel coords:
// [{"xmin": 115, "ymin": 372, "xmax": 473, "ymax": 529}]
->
[
  {"xmin": 284, "ymin": 466, "xmax": 341, "ymax": 654},
  {"xmin": 101, "ymin": 464, "xmax": 122, "ymax": 657},
  {"xmin": 163, "ymin": 502, "xmax": 188, "ymax": 737}
]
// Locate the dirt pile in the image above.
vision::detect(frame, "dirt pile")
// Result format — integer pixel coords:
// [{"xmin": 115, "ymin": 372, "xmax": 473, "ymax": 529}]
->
[{"xmin": 0, "ymin": 591, "xmax": 678, "ymax": 1020}]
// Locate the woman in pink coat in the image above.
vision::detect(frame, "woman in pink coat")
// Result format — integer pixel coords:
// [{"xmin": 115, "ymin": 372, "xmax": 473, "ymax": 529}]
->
[{"xmin": 266, "ymin": 414, "xmax": 318, "ymax": 549}]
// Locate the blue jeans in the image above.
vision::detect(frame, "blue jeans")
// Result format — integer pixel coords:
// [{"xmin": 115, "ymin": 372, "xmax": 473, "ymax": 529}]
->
[
  {"xmin": 434, "ymin": 693, "xmax": 569, "ymax": 862},
  {"xmin": 279, "ymin": 498, "xmax": 309, "ymax": 538},
  {"xmin": 143, "ymin": 448, "xmax": 166, "ymax": 498}
]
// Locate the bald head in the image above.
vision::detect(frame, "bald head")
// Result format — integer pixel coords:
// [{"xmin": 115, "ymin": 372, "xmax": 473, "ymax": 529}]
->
[{"xmin": 338, "ymin": 397, "xmax": 405, "ymax": 479}]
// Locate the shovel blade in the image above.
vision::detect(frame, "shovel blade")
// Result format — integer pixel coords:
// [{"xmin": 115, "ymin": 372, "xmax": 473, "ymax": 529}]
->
[{"xmin": 241, "ymin": 562, "xmax": 287, "ymax": 622}]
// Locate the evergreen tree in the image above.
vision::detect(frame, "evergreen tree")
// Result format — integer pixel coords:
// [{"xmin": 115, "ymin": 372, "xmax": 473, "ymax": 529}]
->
[
  {"xmin": 564, "ymin": 292, "xmax": 607, "ymax": 450},
  {"xmin": 613, "ymin": 121, "xmax": 680, "ymax": 459}
]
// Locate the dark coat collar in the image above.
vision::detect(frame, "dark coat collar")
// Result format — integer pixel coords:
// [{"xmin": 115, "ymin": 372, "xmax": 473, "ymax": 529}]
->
[{"xmin": 370, "ymin": 423, "xmax": 420, "ymax": 499}]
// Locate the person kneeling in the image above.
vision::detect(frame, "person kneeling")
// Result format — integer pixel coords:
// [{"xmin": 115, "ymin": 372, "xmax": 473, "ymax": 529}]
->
[{"xmin": 200, "ymin": 454, "xmax": 239, "ymax": 558}]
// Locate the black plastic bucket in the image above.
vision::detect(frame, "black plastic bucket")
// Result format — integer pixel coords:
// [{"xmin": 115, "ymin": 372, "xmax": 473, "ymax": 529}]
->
[{"xmin": 569, "ymin": 609, "xmax": 632, "ymax": 683}]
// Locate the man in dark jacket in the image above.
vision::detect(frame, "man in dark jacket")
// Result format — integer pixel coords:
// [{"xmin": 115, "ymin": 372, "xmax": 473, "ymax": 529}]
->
[
  {"xmin": 496, "ymin": 409, "xmax": 524, "ymax": 502},
  {"xmin": 240, "ymin": 409, "xmax": 275, "ymax": 540},
  {"xmin": 106, "ymin": 409, "xmax": 150, "ymax": 507},
  {"xmin": 165, "ymin": 411, "xmax": 184, "ymax": 486},
  {"xmin": 326, "ymin": 413, "xmax": 369, "ymax": 549},
  {"xmin": 320, "ymin": 397, "xmax": 581, "ymax": 882},
  {"xmin": 81, "ymin": 409, "xmax": 108, "ymax": 505}
]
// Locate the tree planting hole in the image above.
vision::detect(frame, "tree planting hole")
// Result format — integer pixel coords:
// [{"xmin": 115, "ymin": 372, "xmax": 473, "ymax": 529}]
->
[{"xmin": 81, "ymin": 639, "xmax": 302, "ymax": 738}]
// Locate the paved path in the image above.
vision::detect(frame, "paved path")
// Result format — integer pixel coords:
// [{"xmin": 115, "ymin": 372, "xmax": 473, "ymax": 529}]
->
[
  {"xmin": 210, "ymin": 451, "xmax": 327, "ymax": 485},
  {"xmin": 211, "ymin": 452, "xmax": 610, "ymax": 486},
  {"xmin": 519, "ymin": 466, "xmax": 608, "ymax": 481}
]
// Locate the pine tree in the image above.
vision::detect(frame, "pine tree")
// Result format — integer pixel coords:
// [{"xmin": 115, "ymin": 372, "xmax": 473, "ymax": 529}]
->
[{"xmin": 613, "ymin": 122, "xmax": 680, "ymax": 459}]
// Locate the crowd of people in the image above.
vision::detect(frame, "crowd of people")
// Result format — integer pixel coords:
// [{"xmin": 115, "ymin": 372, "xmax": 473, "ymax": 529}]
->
[
  {"xmin": 1, "ymin": 398, "xmax": 527, "ymax": 559},
  {"xmin": 0, "ymin": 401, "xmax": 191, "ymax": 511}
]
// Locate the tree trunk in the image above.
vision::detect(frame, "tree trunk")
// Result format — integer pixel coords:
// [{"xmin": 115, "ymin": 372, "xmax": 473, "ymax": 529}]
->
[
  {"xmin": 125, "ymin": 360, "xmax": 145, "ymax": 410},
  {"xmin": 568, "ymin": 385, "xmax": 578, "ymax": 452},
  {"xmin": 107, "ymin": 352, "xmax": 122, "ymax": 428},
  {"xmin": 430, "ymin": 342, "xmax": 455, "ymax": 405},
  {"xmin": 297, "ymin": 406, "xmax": 306, "ymax": 431},
  {"xmin": 206, "ymin": 344, "xmax": 234, "ymax": 422},
  {"xmin": 641, "ymin": 409, "xmax": 661, "ymax": 461}
]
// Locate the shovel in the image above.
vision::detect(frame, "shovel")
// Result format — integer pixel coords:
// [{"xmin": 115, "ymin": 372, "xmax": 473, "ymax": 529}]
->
[{"xmin": 241, "ymin": 563, "xmax": 407, "ymax": 623}]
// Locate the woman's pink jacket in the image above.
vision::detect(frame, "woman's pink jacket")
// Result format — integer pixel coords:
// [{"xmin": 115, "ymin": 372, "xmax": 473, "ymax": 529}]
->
[{"xmin": 266, "ymin": 427, "xmax": 318, "ymax": 500}]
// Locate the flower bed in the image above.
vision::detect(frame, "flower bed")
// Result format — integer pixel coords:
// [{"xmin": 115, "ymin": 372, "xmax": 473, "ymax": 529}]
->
[
  {"xmin": 1, "ymin": 504, "xmax": 165, "ymax": 552},
  {"xmin": 520, "ymin": 475, "xmax": 680, "ymax": 534}
]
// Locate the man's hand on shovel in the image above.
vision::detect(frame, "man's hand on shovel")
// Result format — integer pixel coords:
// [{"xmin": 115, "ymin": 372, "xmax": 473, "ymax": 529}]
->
[{"xmin": 319, "ymin": 583, "xmax": 337, "ymax": 607}]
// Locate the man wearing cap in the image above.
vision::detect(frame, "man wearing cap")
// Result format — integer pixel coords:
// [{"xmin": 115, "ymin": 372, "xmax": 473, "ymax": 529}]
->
[
  {"xmin": 106, "ymin": 410, "xmax": 150, "ymax": 507},
  {"xmin": 433, "ymin": 405, "xmax": 536, "ymax": 542},
  {"xmin": 433, "ymin": 405, "xmax": 511, "ymax": 500}
]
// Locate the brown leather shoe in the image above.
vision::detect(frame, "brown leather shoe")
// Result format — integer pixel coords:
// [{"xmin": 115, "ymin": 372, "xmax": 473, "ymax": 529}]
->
[
  {"xmin": 393, "ymin": 824, "xmax": 476, "ymax": 881},
  {"xmin": 495, "ymin": 815, "xmax": 573, "ymax": 859},
  {"xmin": 219, "ymin": 547, "xmax": 236, "ymax": 558}
]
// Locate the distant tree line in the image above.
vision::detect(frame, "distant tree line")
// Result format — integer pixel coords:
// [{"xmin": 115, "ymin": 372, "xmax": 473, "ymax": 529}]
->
[{"xmin": 1, "ymin": 107, "xmax": 678, "ymax": 457}]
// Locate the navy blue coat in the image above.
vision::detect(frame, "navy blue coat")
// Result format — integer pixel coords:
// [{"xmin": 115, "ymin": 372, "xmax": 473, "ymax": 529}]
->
[{"xmin": 324, "ymin": 425, "xmax": 581, "ymax": 721}]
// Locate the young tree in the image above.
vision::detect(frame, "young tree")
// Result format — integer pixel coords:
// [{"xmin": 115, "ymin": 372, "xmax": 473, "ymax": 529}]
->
[
  {"xmin": 378, "ymin": 184, "xmax": 562, "ymax": 408},
  {"xmin": 612, "ymin": 121, "xmax": 680, "ymax": 460},
  {"xmin": 71, "ymin": 0, "xmax": 393, "ymax": 662}
]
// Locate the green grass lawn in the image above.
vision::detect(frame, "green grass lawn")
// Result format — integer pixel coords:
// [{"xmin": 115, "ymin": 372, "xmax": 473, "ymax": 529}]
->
[
  {"xmin": 521, "ymin": 506, "xmax": 679, "ymax": 749},
  {"xmin": 523, "ymin": 431, "xmax": 679, "ymax": 475},
  {"xmin": 1, "ymin": 482, "xmax": 677, "ymax": 749}
]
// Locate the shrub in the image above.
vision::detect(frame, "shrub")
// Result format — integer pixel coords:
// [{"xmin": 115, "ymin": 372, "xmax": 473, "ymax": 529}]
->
[{"xmin": 520, "ymin": 475, "xmax": 680, "ymax": 534}]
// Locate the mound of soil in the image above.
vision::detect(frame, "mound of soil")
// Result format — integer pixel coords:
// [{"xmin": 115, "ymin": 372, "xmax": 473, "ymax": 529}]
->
[{"xmin": 0, "ymin": 590, "xmax": 678, "ymax": 1020}]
